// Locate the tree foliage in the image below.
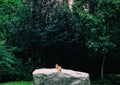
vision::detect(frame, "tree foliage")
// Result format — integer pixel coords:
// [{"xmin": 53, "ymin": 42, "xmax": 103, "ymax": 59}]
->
[
  {"xmin": 74, "ymin": 0, "xmax": 120, "ymax": 80},
  {"xmin": 0, "ymin": 0, "xmax": 24, "ymax": 82},
  {"xmin": 8, "ymin": 0, "xmax": 86, "ymax": 69},
  {"xmin": 0, "ymin": 0, "xmax": 120, "ymax": 83}
]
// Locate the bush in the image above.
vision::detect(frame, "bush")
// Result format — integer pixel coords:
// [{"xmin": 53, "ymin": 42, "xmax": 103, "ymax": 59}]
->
[{"xmin": 0, "ymin": 43, "xmax": 23, "ymax": 82}]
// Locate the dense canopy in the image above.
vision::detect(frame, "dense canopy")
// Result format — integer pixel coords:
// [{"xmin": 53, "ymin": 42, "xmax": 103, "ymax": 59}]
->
[{"xmin": 0, "ymin": 0, "xmax": 120, "ymax": 84}]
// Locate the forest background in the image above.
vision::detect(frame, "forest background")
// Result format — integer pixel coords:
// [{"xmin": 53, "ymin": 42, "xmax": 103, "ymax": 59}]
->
[{"xmin": 0, "ymin": 0, "xmax": 120, "ymax": 84}]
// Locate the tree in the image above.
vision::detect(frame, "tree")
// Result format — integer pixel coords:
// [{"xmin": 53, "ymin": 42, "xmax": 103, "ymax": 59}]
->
[
  {"xmin": 0, "ymin": 41, "xmax": 23, "ymax": 82},
  {"xmin": 74, "ymin": 0, "xmax": 120, "ymax": 81},
  {"xmin": 7, "ymin": 0, "xmax": 86, "ymax": 69},
  {"xmin": 85, "ymin": 0, "xmax": 119, "ymax": 81},
  {"xmin": 0, "ymin": 0, "xmax": 24, "ymax": 82}
]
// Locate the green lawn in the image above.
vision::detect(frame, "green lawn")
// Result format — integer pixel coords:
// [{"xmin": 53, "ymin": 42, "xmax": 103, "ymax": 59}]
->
[{"xmin": 0, "ymin": 81, "xmax": 32, "ymax": 85}]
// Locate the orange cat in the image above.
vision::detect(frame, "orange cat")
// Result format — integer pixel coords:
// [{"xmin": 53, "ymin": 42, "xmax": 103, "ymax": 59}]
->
[{"xmin": 55, "ymin": 64, "xmax": 62, "ymax": 72}]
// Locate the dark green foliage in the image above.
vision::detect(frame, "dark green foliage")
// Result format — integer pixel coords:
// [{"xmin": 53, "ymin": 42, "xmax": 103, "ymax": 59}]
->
[
  {"xmin": 73, "ymin": 0, "xmax": 120, "ymax": 81},
  {"xmin": 7, "ymin": 0, "xmax": 120, "ymax": 76},
  {"xmin": 0, "ymin": 0, "xmax": 23, "ymax": 46},
  {"xmin": 0, "ymin": 0, "xmax": 120, "ymax": 83},
  {"xmin": 8, "ymin": 0, "xmax": 86, "ymax": 70},
  {"xmin": 0, "ymin": 43, "xmax": 22, "ymax": 82},
  {"xmin": 0, "ymin": 0, "xmax": 26, "ymax": 82},
  {"xmin": 0, "ymin": 0, "xmax": 23, "ymax": 33}
]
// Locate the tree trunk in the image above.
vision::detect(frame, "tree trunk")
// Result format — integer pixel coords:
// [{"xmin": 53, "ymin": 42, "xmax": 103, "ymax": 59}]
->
[{"xmin": 101, "ymin": 52, "xmax": 106, "ymax": 81}]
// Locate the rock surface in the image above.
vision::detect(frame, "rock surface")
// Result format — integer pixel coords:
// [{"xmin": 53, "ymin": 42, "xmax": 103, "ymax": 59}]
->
[{"xmin": 33, "ymin": 68, "xmax": 91, "ymax": 85}]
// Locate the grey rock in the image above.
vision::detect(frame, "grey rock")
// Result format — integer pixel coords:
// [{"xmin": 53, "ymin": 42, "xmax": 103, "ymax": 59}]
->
[{"xmin": 33, "ymin": 68, "xmax": 91, "ymax": 85}]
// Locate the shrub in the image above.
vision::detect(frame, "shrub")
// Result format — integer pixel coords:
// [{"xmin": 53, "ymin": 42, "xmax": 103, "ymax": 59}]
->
[{"xmin": 0, "ymin": 43, "xmax": 23, "ymax": 82}]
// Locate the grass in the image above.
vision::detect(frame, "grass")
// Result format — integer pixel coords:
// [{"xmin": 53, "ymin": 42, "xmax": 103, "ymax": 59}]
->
[{"xmin": 0, "ymin": 81, "xmax": 32, "ymax": 85}]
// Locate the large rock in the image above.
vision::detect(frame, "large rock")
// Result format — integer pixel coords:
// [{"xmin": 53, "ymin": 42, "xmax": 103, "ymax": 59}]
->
[{"xmin": 33, "ymin": 68, "xmax": 91, "ymax": 85}]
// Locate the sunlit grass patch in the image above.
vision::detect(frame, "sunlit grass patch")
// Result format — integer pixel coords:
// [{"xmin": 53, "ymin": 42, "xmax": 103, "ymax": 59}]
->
[{"xmin": 0, "ymin": 81, "xmax": 32, "ymax": 85}]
